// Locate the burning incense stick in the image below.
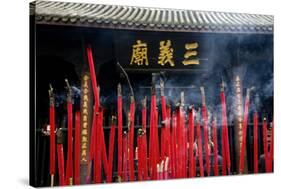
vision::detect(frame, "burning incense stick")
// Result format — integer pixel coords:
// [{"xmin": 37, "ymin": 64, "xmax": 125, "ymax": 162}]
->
[
  {"xmin": 65, "ymin": 79, "xmax": 73, "ymax": 185},
  {"xmin": 269, "ymin": 122, "xmax": 274, "ymax": 172},
  {"xmin": 200, "ymin": 87, "xmax": 210, "ymax": 176},
  {"xmin": 117, "ymin": 84, "xmax": 123, "ymax": 178},
  {"xmin": 220, "ymin": 80, "xmax": 231, "ymax": 175},
  {"xmin": 262, "ymin": 117, "xmax": 270, "ymax": 172}
]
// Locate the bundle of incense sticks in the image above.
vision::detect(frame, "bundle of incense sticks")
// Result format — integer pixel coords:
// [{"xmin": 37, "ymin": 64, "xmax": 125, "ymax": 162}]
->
[
  {"xmin": 48, "ymin": 84, "xmax": 56, "ymax": 187},
  {"xmin": 160, "ymin": 80, "xmax": 167, "ymax": 160},
  {"xmin": 239, "ymin": 88, "xmax": 251, "ymax": 174},
  {"xmin": 212, "ymin": 117, "xmax": 219, "ymax": 176},
  {"xmin": 200, "ymin": 87, "xmax": 210, "ymax": 176}
]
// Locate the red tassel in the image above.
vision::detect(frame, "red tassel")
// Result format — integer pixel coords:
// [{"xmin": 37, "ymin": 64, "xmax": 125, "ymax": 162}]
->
[
  {"xmin": 74, "ymin": 112, "xmax": 81, "ymax": 185},
  {"xmin": 239, "ymin": 89, "xmax": 250, "ymax": 174},
  {"xmin": 212, "ymin": 118, "xmax": 219, "ymax": 176},
  {"xmin": 253, "ymin": 112, "xmax": 258, "ymax": 173},
  {"xmin": 196, "ymin": 120, "xmax": 204, "ymax": 177}
]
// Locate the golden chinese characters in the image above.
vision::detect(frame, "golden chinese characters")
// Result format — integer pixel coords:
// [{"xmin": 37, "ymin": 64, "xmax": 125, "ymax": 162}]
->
[
  {"xmin": 130, "ymin": 40, "xmax": 149, "ymax": 66},
  {"xmin": 158, "ymin": 40, "xmax": 175, "ymax": 67},
  {"xmin": 182, "ymin": 42, "xmax": 200, "ymax": 65},
  {"xmin": 81, "ymin": 74, "xmax": 90, "ymax": 163}
]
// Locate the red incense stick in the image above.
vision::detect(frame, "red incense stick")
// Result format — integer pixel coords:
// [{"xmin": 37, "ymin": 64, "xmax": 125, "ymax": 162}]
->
[
  {"xmin": 253, "ymin": 112, "xmax": 258, "ymax": 173},
  {"xmin": 128, "ymin": 96, "xmax": 135, "ymax": 181},
  {"xmin": 74, "ymin": 112, "xmax": 81, "ymax": 185},
  {"xmin": 122, "ymin": 132, "xmax": 128, "ymax": 182},
  {"xmin": 107, "ymin": 116, "xmax": 116, "ymax": 183},
  {"xmin": 188, "ymin": 107, "xmax": 195, "ymax": 178},
  {"xmin": 220, "ymin": 81, "xmax": 231, "ymax": 175},
  {"xmin": 141, "ymin": 97, "xmax": 148, "ymax": 180},
  {"xmin": 212, "ymin": 118, "xmax": 219, "ymax": 176},
  {"xmin": 171, "ymin": 112, "xmax": 176, "ymax": 178},
  {"xmin": 117, "ymin": 84, "xmax": 123, "ymax": 178},
  {"xmin": 48, "ymin": 85, "xmax": 56, "ymax": 187}
]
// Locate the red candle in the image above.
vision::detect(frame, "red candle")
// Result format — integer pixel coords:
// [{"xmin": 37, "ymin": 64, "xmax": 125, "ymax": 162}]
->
[
  {"xmin": 48, "ymin": 85, "xmax": 56, "ymax": 186},
  {"xmin": 196, "ymin": 118, "xmax": 204, "ymax": 177},
  {"xmin": 239, "ymin": 89, "xmax": 250, "ymax": 174},
  {"xmin": 117, "ymin": 84, "xmax": 123, "ymax": 178},
  {"xmin": 212, "ymin": 118, "xmax": 219, "ymax": 176},
  {"xmin": 107, "ymin": 117, "xmax": 116, "ymax": 183},
  {"xmin": 188, "ymin": 107, "xmax": 195, "ymax": 178},
  {"xmin": 74, "ymin": 112, "xmax": 81, "ymax": 185},
  {"xmin": 253, "ymin": 112, "xmax": 258, "ymax": 173}
]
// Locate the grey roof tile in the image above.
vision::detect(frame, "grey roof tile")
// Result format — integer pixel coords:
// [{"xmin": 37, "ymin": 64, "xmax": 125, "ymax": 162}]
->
[{"xmin": 33, "ymin": 0, "xmax": 273, "ymax": 34}]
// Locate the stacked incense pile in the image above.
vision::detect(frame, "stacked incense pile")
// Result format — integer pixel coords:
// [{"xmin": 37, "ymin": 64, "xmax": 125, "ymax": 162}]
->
[{"xmin": 44, "ymin": 47, "xmax": 274, "ymax": 186}]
